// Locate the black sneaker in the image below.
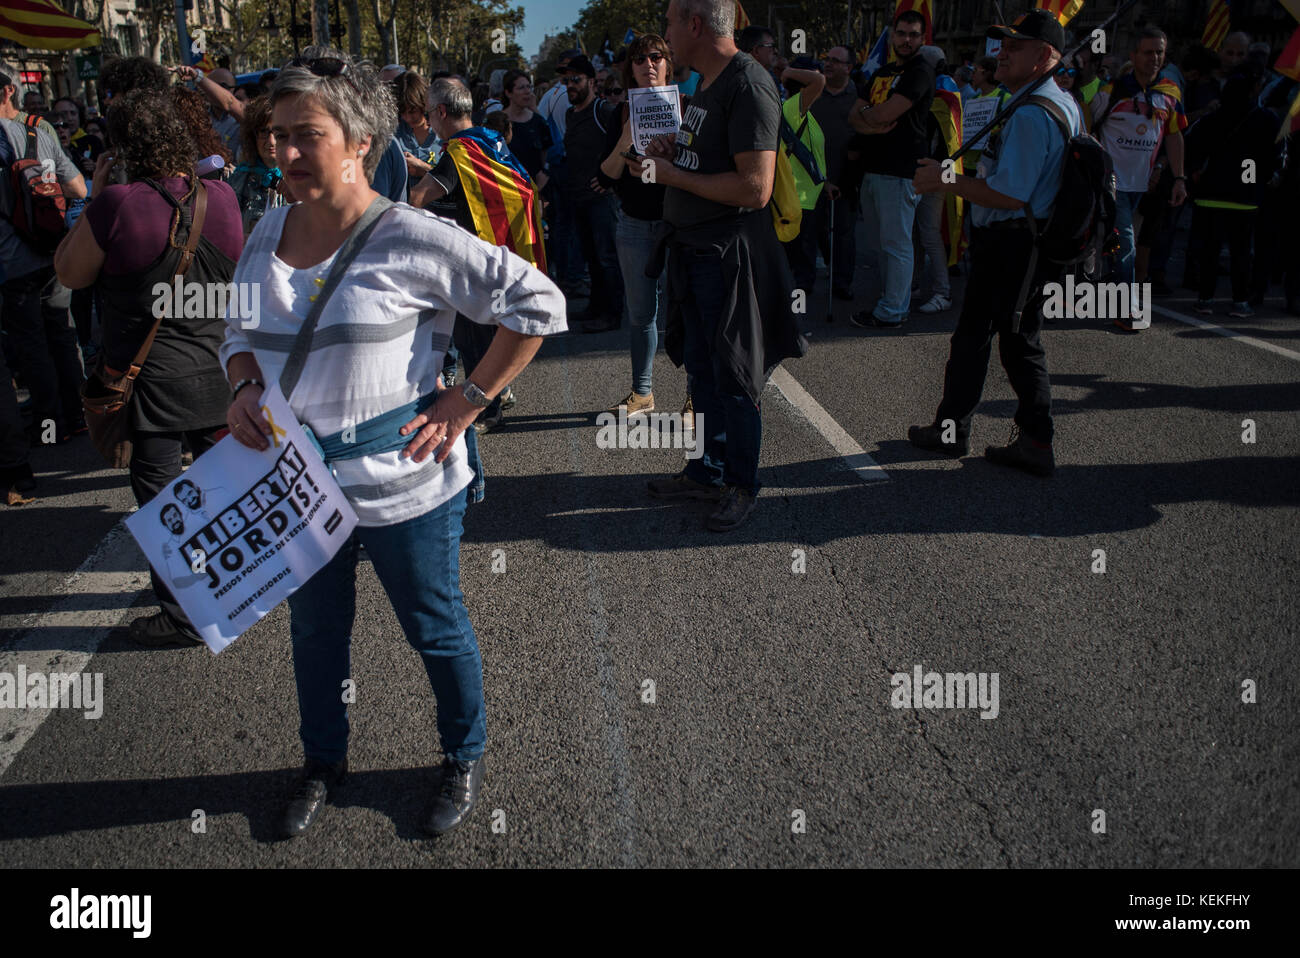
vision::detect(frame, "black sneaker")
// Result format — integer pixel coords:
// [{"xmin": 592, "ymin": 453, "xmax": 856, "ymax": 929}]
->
[
  {"xmin": 421, "ymin": 755, "xmax": 485, "ymax": 836},
  {"xmin": 128, "ymin": 611, "xmax": 203, "ymax": 648},
  {"xmin": 984, "ymin": 425, "xmax": 1055, "ymax": 477},
  {"xmin": 647, "ymin": 470, "xmax": 724, "ymax": 501},
  {"xmin": 707, "ymin": 485, "xmax": 757, "ymax": 532},
  {"xmin": 279, "ymin": 758, "xmax": 347, "ymax": 839},
  {"xmin": 908, "ymin": 423, "xmax": 969, "ymax": 457}
]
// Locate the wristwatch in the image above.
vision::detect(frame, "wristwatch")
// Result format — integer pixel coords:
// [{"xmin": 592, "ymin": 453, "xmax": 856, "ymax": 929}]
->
[{"xmin": 462, "ymin": 379, "xmax": 493, "ymax": 408}]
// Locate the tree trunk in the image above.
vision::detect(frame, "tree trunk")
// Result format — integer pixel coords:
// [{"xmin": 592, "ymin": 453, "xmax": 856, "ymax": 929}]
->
[
  {"xmin": 368, "ymin": 0, "xmax": 391, "ymax": 64},
  {"xmin": 345, "ymin": 0, "xmax": 361, "ymax": 57},
  {"xmin": 313, "ymin": 0, "xmax": 331, "ymax": 47}
]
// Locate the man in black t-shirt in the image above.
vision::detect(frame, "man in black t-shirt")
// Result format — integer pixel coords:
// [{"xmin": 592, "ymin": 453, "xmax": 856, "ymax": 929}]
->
[
  {"xmin": 641, "ymin": 0, "xmax": 786, "ymax": 533},
  {"xmin": 562, "ymin": 55, "xmax": 624, "ymax": 332},
  {"xmin": 848, "ymin": 8, "xmax": 935, "ymax": 327}
]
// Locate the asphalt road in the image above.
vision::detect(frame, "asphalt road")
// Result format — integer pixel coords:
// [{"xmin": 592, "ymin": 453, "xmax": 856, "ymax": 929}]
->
[{"xmin": 2, "ymin": 220, "xmax": 1297, "ymax": 868}]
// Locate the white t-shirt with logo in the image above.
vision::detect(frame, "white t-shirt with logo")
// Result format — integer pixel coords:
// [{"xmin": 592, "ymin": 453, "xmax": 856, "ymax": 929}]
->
[{"xmin": 1091, "ymin": 77, "xmax": 1187, "ymax": 193}]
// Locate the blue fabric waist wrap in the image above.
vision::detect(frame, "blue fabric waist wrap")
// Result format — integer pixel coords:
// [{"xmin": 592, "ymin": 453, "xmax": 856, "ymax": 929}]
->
[{"xmin": 301, "ymin": 392, "xmax": 439, "ymax": 464}]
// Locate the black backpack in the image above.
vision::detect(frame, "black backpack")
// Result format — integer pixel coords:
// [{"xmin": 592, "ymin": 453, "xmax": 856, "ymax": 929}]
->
[{"xmin": 1024, "ymin": 95, "xmax": 1119, "ymax": 270}]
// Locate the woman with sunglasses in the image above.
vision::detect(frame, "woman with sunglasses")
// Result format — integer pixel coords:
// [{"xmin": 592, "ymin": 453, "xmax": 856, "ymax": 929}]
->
[
  {"xmin": 595, "ymin": 35, "xmax": 674, "ymax": 419},
  {"xmin": 1054, "ymin": 56, "xmax": 1092, "ymax": 129},
  {"xmin": 228, "ymin": 95, "xmax": 288, "ymax": 237},
  {"xmin": 220, "ymin": 48, "xmax": 565, "ymax": 839}
]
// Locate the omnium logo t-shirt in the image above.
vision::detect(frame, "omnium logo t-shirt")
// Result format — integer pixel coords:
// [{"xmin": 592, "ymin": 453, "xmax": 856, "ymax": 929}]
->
[{"xmin": 1091, "ymin": 76, "xmax": 1188, "ymax": 193}]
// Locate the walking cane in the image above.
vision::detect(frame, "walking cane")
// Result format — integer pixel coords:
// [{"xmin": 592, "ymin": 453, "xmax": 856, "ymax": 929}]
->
[{"xmin": 826, "ymin": 194, "xmax": 835, "ymax": 323}]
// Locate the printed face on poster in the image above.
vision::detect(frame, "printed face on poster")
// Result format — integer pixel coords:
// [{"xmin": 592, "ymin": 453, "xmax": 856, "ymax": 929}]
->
[
  {"xmin": 628, "ymin": 85, "xmax": 681, "ymax": 154},
  {"xmin": 125, "ymin": 385, "xmax": 358, "ymax": 654}
]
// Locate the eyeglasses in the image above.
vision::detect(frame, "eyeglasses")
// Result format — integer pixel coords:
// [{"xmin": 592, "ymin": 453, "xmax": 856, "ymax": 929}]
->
[
  {"xmin": 755, "ymin": 41, "xmax": 776, "ymax": 49},
  {"xmin": 825, "ymin": 56, "xmax": 852, "ymax": 65},
  {"xmin": 632, "ymin": 52, "xmax": 666, "ymax": 66},
  {"xmin": 894, "ymin": 30, "xmax": 924, "ymax": 40},
  {"xmin": 288, "ymin": 56, "xmax": 360, "ymax": 92},
  {"xmin": 562, "ymin": 76, "xmax": 588, "ymax": 86},
  {"xmin": 608, "ymin": 87, "xmax": 624, "ymax": 95}
]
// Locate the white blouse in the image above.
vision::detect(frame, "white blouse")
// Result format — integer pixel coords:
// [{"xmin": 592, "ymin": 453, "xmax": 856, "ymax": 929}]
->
[{"xmin": 220, "ymin": 201, "xmax": 567, "ymax": 526}]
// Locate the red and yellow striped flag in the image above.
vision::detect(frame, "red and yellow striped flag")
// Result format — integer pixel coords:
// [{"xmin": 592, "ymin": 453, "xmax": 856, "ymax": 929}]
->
[
  {"xmin": 1038, "ymin": 1, "xmax": 1085, "ymax": 26},
  {"xmin": 0, "ymin": 0, "xmax": 99, "ymax": 50},
  {"xmin": 445, "ymin": 130, "xmax": 547, "ymax": 272},
  {"xmin": 735, "ymin": 2, "xmax": 749, "ymax": 31},
  {"xmin": 1275, "ymin": 24, "xmax": 1300, "ymax": 81},
  {"xmin": 932, "ymin": 77, "xmax": 966, "ymax": 266},
  {"xmin": 1202, "ymin": 0, "xmax": 1231, "ymax": 52}
]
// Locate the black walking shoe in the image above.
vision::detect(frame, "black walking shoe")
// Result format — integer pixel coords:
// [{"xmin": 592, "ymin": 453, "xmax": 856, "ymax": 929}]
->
[
  {"xmin": 279, "ymin": 758, "xmax": 347, "ymax": 839},
  {"xmin": 707, "ymin": 485, "xmax": 757, "ymax": 532},
  {"xmin": 907, "ymin": 423, "xmax": 969, "ymax": 457},
  {"xmin": 128, "ymin": 612, "xmax": 203, "ymax": 648},
  {"xmin": 984, "ymin": 426, "xmax": 1055, "ymax": 477},
  {"xmin": 647, "ymin": 470, "xmax": 724, "ymax": 501},
  {"xmin": 421, "ymin": 755, "xmax": 485, "ymax": 836}
]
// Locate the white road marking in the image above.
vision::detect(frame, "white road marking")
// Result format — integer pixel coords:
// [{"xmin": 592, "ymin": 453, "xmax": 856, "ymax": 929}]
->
[
  {"xmin": 1153, "ymin": 304, "xmax": 1300, "ymax": 363},
  {"xmin": 0, "ymin": 523, "xmax": 149, "ymax": 781},
  {"xmin": 769, "ymin": 366, "xmax": 890, "ymax": 482}
]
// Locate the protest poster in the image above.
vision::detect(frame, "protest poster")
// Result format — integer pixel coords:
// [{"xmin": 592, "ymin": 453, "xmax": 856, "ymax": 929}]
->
[
  {"xmin": 628, "ymin": 85, "xmax": 681, "ymax": 154},
  {"xmin": 125, "ymin": 385, "xmax": 358, "ymax": 654},
  {"xmin": 962, "ymin": 95, "xmax": 1002, "ymax": 153}
]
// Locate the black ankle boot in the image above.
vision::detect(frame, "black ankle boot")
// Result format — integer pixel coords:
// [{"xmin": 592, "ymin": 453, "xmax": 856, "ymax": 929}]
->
[
  {"xmin": 421, "ymin": 755, "xmax": 484, "ymax": 836},
  {"xmin": 279, "ymin": 758, "xmax": 347, "ymax": 838}
]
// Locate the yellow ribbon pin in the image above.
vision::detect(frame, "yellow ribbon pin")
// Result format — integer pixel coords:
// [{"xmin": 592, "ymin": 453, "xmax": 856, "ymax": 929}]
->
[{"xmin": 261, "ymin": 407, "xmax": 288, "ymax": 448}]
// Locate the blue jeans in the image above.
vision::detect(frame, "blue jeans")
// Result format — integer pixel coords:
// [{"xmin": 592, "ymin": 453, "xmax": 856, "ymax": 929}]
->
[
  {"xmin": 1113, "ymin": 189, "xmax": 1145, "ymax": 285},
  {"xmin": 286, "ymin": 491, "xmax": 485, "ymax": 764},
  {"xmin": 677, "ymin": 250, "xmax": 763, "ymax": 495},
  {"xmin": 614, "ymin": 207, "xmax": 661, "ymax": 395},
  {"xmin": 862, "ymin": 173, "xmax": 921, "ymax": 323}
]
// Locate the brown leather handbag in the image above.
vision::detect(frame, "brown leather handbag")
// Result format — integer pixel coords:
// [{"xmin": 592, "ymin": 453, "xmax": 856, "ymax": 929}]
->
[{"xmin": 81, "ymin": 179, "xmax": 209, "ymax": 468}]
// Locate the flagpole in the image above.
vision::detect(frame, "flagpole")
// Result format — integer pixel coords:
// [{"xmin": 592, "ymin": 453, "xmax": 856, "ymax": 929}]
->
[
  {"xmin": 175, "ymin": 0, "xmax": 193, "ymax": 66},
  {"xmin": 949, "ymin": 0, "xmax": 1140, "ymax": 163}
]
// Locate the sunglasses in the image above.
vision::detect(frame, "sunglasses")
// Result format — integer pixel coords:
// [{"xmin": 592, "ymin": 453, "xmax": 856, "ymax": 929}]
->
[
  {"xmin": 632, "ymin": 52, "xmax": 666, "ymax": 66},
  {"xmin": 1057, "ymin": 67, "xmax": 1077, "ymax": 77},
  {"xmin": 288, "ymin": 56, "xmax": 360, "ymax": 92}
]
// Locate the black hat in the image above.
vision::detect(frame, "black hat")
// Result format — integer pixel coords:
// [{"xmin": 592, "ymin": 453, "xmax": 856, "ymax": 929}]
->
[
  {"xmin": 987, "ymin": 8, "xmax": 1066, "ymax": 53},
  {"xmin": 556, "ymin": 49, "xmax": 583, "ymax": 73},
  {"xmin": 565, "ymin": 55, "xmax": 597, "ymax": 78}
]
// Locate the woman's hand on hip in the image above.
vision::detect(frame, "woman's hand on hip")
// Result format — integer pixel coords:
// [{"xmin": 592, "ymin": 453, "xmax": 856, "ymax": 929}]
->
[
  {"xmin": 400, "ymin": 383, "xmax": 481, "ymax": 464},
  {"xmin": 227, "ymin": 384, "xmax": 272, "ymax": 450}
]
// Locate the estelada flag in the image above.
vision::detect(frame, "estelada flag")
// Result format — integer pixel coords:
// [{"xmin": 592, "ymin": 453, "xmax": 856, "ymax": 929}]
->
[
  {"xmin": 1202, "ymin": 0, "xmax": 1231, "ymax": 52},
  {"xmin": 932, "ymin": 75, "xmax": 965, "ymax": 266},
  {"xmin": 1037, "ymin": 0, "xmax": 1085, "ymax": 26},
  {"xmin": 444, "ymin": 127, "xmax": 547, "ymax": 272},
  {"xmin": 735, "ymin": 2, "xmax": 749, "ymax": 31},
  {"xmin": 1275, "ymin": 24, "xmax": 1300, "ymax": 81},
  {"xmin": 0, "ymin": 0, "xmax": 100, "ymax": 50}
]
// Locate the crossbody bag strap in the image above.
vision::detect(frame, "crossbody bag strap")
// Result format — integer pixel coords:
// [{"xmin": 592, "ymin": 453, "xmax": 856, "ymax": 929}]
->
[
  {"xmin": 125, "ymin": 179, "xmax": 210, "ymax": 379},
  {"xmin": 279, "ymin": 195, "xmax": 395, "ymax": 400}
]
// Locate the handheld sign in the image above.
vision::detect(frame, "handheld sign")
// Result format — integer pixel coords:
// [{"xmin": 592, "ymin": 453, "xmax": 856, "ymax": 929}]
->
[
  {"xmin": 628, "ymin": 85, "xmax": 681, "ymax": 154},
  {"xmin": 125, "ymin": 385, "xmax": 358, "ymax": 653},
  {"xmin": 961, "ymin": 95, "xmax": 1002, "ymax": 153}
]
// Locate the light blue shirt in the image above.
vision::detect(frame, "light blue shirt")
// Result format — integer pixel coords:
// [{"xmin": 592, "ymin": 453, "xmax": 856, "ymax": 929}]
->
[{"xmin": 971, "ymin": 78, "xmax": 1081, "ymax": 229}]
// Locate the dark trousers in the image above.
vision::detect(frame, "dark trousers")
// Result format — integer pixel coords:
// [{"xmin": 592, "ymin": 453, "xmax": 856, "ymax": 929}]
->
[
  {"xmin": 0, "ymin": 266, "xmax": 84, "ymax": 437},
  {"xmin": 815, "ymin": 189, "xmax": 857, "ymax": 296},
  {"xmin": 677, "ymin": 249, "xmax": 763, "ymax": 494},
  {"xmin": 0, "ymin": 314, "xmax": 29, "ymax": 472},
  {"xmin": 545, "ymin": 161, "xmax": 587, "ymax": 287},
  {"xmin": 571, "ymin": 192, "xmax": 623, "ymax": 318},
  {"xmin": 1193, "ymin": 204, "xmax": 1255, "ymax": 303},
  {"xmin": 130, "ymin": 426, "xmax": 223, "ymax": 638},
  {"xmin": 783, "ymin": 198, "xmax": 822, "ymax": 295},
  {"xmin": 453, "ymin": 316, "xmax": 502, "ymax": 420},
  {"xmin": 935, "ymin": 226, "xmax": 1056, "ymax": 445}
]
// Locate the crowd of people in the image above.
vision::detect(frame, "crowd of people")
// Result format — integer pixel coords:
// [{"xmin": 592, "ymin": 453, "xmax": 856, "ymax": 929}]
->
[{"xmin": 1, "ymin": 0, "xmax": 1298, "ymax": 837}]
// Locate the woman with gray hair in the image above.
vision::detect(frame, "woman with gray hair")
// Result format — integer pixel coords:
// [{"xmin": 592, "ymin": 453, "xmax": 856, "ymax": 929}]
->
[{"xmin": 220, "ymin": 48, "xmax": 566, "ymax": 839}]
